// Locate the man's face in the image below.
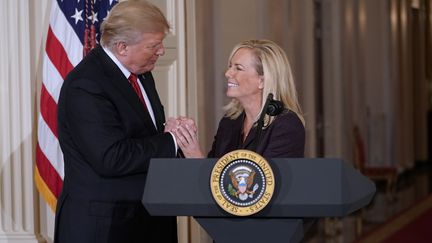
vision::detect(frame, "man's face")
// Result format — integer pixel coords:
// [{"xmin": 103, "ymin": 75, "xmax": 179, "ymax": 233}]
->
[{"xmin": 121, "ymin": 32, "xmax": 166, "ymax": 74}]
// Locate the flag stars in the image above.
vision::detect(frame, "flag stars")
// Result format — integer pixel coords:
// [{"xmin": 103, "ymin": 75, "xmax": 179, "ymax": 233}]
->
[
  {"xmin": 71, "ymin": 8, "xmax": 83, "ymax": 25},
  {"xmin": 87, "ymin": 11, "xmax": 99, "ymax": 24},
  {"xmin": 103, "ymin": 11, "xmax": 110, "ymax": 21}
]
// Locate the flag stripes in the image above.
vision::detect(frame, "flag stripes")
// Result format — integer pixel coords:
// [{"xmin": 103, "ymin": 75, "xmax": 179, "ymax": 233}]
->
[{"xmin": 45, "ymin": 27, "xmax": 74, "ymax": 79}]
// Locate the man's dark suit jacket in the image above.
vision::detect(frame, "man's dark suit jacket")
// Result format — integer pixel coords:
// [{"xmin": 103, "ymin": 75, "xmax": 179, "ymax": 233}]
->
[
  {"xmin": 208, "ymin": 109, "xmax": 305, "ymax": 158},
  {"xmin": 55, "ymin": 46, "xmax": 177, "ymax": 243}
]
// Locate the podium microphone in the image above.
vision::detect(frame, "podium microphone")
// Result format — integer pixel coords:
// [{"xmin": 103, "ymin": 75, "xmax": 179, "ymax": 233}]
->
[
  {"xmin": 265, "ymin": 93, "xmax": 284, "ymax": 116},
  {"xmin": 250, "ymin": 93, "xmax": 284, "ymax": 152}
]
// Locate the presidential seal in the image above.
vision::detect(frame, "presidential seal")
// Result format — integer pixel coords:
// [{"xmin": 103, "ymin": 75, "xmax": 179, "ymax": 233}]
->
[{"xmin": 210, "ymin": 149, "xmax": 275, "ymax": 216}]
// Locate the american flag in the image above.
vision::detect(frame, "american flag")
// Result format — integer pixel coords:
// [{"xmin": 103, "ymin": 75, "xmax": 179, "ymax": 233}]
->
[{"xmin": 35, "ymin": 0, "xmax": 118, "ymax": 211}]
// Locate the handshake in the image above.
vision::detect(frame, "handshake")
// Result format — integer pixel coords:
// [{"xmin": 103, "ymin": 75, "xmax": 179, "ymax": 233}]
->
[{"xmin": 163, "ymin": 117, "xmax": 204, "ymax": 158}]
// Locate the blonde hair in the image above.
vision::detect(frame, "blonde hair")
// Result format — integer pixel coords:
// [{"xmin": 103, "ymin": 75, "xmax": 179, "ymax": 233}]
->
[
  {"xmin": 100, "ymin": 0, "xmax": 170, "ymax": 50},
  {"xmin": 224, "ymin": 39, "xmax": 305, "ymax": 125}
]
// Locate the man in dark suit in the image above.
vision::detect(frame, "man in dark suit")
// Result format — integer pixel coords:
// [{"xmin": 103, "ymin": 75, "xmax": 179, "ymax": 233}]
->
[{"xmin": 55, "ymin": 1, "xmax": 182, "ymax": 242}]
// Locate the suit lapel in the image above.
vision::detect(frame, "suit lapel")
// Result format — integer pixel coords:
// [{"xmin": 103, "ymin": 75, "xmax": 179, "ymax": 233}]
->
[
  {"xmin": 243, "ymin": 126, "xmax": 257, "ymax": 149},
  {"xmin": 93, "ymin": 46, "xmax": 157, "ymax": 133},
  {"xmin": 140, "ymin": 72, "xmax": 166, "ymax": 133},
  {"xmin": 236, "ymin": 112, "xmax": 257, "ymax": 149}
]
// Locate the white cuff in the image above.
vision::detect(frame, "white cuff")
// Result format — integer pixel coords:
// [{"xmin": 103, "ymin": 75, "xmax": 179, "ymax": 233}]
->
[{"xmin": 168, "ymin": 131, "xmax": 178, "ymax": 155}]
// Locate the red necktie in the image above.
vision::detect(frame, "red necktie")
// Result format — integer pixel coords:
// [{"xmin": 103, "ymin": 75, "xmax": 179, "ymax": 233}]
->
[{"xmin": 128, "ymin": 73, "xmax": 147, "ymax": 109}]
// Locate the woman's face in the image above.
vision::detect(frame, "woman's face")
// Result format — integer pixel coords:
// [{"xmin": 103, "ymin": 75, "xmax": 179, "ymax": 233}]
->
[{"xmin": 225, "ymin": 48, "xmax": 264, "ymax": 103}]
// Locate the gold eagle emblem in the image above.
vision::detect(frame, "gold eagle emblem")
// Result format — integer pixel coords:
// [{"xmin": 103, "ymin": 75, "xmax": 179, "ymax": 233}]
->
[{"xmin": 229, "ymin": 166, "xmax": 259, "ymax": 201}]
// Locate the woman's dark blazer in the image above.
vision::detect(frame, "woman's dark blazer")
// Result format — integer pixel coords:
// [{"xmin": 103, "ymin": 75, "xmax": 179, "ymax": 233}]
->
[
  {"xmin": 55, "ymin": 46, "xmax": 177, "ymax": 243},
  {"xmin": 208, "ymin": 109, "xmax": 305, "ymax": 158}
]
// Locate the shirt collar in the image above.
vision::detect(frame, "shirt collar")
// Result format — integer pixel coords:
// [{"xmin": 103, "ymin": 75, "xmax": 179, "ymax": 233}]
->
[{"xmin": 102, "ymin": 46, "xmax": 131, "ymax": 79}]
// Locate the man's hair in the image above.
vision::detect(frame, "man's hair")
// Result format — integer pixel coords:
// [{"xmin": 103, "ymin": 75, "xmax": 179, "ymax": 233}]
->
[
  {"xmin": 100, "ymin": 0, "xmax": 170, "ymax": 50},
  {"xmin": 224, "ymin": 39, "xmax": 304, "ymax": 125}
]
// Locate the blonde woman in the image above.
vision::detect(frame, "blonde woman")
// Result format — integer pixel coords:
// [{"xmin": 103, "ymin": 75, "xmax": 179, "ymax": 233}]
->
[{"xmin": 175, "ymin": 39, "xmax": 305, "ymax": 158}]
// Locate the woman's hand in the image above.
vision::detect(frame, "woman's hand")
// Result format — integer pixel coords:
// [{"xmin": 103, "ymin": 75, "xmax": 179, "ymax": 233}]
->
[{"xmin": 174, "ymin": 123, "xmax": 204, "ymax": 158}]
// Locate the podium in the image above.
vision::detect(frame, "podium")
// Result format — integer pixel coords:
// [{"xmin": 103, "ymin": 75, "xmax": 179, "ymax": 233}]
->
[{"xmin": 142, "ymin": 158, "xmax": 375, "ymax": 243}]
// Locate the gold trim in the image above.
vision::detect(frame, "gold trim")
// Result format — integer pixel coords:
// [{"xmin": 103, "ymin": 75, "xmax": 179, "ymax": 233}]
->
[{"xmin": 34, "ymin": 167, "xmax": 57, "ymax": 211}]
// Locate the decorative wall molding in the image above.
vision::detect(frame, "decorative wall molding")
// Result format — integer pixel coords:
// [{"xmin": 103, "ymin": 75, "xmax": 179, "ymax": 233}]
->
[{"xmin": 0, "ymin": 0, "xmax": 40, "ymax": 242}]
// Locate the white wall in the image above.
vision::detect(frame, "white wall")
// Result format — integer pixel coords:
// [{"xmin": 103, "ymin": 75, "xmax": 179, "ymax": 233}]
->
[{"xmin": 0, "ymin": 0, "xmax": 49, "ymax": 242}]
